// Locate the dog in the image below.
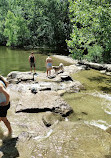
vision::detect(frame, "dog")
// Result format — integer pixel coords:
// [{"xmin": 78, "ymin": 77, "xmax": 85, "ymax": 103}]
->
[{"xmin": 52, "ymin": 63, "xmax": 64, "ymax": 74}]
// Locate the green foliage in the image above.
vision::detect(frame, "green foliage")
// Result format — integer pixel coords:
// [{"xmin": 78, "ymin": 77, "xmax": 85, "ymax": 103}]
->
[
  {"xmin": 4, "ymin": 11, "xmax": 18, "ymax": 46},
  {"xmin": 84, "ymin": 45, "xmax": 103, "ymax": 63},
  {"xmin": 4, "ymin": 10, "xmax": 29, "ymax": 47},
  {"xmin": 0, "ymin": 0, "xmax": 9, "ymax": 44},
  {"xmin": 26, "ymin": 0, "xmax": 71, "ymax": 47},
  {"xmin": 67, "ymin": 0, "xmax": 111, "ymax": 63},
  {"xmin": 0, "ymin": 0, "xmax": 71, "ymax": 50}
]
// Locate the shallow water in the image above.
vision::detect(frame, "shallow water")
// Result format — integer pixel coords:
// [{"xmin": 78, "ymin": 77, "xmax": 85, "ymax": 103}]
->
[
  {"xmin": 63, "ymin": 69, "xmax": 111, "ymax": 130},
  {"xmin": 0, "ymin": 46, "xmax": 70, "ymax": 76}
]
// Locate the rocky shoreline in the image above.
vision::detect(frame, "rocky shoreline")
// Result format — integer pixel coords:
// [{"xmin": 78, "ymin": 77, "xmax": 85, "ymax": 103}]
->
[{"xmin": 0, "ymin": 57, "xmax": 111, "ymax": 158}]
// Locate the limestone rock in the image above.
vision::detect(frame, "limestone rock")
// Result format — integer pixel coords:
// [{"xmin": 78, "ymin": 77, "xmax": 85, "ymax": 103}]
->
[
  {"xmin": 106, "ymin": 127, "xmax": 111, "ymax": 135},
  {"xmin": 16, "ymin": 122, "xmax": 111, "ymax": 158},
  {"xmin": 15, "ymin": 91, "xmax": 73, "ymax": 116},
  {"xmin": 57, "ymin": 90, "xmax": 66, "ymax": 96},
  {"xmin": 7, "ymin": 71, "xmax": 19, "ymax": 79},
  {"xmin": 104, "ymin": 64, "xmax": 111, "ymax": 72},
  {"xmin": 42, "ymin": 112, "xmax": 64, "ymax": 127}
]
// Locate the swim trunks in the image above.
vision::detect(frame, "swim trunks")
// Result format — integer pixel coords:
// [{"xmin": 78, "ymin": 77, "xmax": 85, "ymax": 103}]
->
[
  {"xmin": 30, "ymin": 62, "xmax": 35, "ymax": 67},
  {"xmin": 0, "ymin": 102, "xmax": 10, "ymax": 117}
]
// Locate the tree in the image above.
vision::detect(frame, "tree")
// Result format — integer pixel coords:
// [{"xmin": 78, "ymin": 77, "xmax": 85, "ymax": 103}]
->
[
  {"xmin": 4, "ymin": 11, "xmax": 19, "ymax": 46},
  {"xmin": 0, "ymin": 0, "xmax": 9, "ymax": 45},
  {"xmin": 1, "ymin": 0, "xmax": 71, "ymax": 52},
  {"xmin": 4, "ymin": 10, "xmax": 29, "ymax": 47},
  {"xmin": 27, "ymin": 0, "xmax": 71, "ymax": 49},
  {"xmin": 67, "ymin": 0, "xmax": 111, "ymax": 63}
]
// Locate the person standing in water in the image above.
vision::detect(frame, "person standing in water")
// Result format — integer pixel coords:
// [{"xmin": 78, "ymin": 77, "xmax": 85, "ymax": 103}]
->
[
  {"xmin": 0, "ymin": 76, "xmax": 12, "ymax": 136},
  {"xmin": 46, "ymin": 56, "xmax": 52, "ymax": 77},
  {"xmin": 29, "ymin": 52, "xmax": 36, "ymax": 73}
]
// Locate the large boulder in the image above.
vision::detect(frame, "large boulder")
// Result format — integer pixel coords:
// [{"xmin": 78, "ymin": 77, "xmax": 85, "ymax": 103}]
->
[
  {"xmin": 89, "ymin": 62, "xmax": 104, "ymax": 70},
  {"xmin": 7, "ymin": 71, "xmax": 34, "ymax": 83},
  {"xmin": 104, "ymin": 64, "xmax": 111, "ymax": 72},
  {"xmin": 15, "ymin": 91, "xmax": 73, "ymax": 117},
  {"xmin": 78, "ymin": 60, "xmax": 104, "ymax": 70},
  {"xmin": 16, "ymin": 122, "xmax": 111, "ymax": 158},
  {"xmin": 7, "ymin": 71, "xmax": 19, "ymax": 79}
]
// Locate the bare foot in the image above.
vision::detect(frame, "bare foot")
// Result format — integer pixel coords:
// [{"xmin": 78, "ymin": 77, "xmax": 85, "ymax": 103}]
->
[{"xmin": 3, "ymin": 131, "xmax": 12, "ymax": 138}]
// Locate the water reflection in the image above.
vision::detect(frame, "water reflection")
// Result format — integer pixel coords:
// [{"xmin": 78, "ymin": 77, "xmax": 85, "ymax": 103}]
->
[{"xmin": 0, "ymin": 46, "xmax": 70, "ymax": 76}]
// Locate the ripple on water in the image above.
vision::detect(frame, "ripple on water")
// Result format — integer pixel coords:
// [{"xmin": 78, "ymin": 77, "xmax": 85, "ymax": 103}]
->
[
  {"xmin": 91, "ymin": 92, "xmax": 111, "ymax": 115},
  {"xmin": 92, "ymin": 91, "xmax": 111, "ymax": 101},
  {"xmin": 84, "ymin": 120, "xmax": 110, "ymax": 130}
]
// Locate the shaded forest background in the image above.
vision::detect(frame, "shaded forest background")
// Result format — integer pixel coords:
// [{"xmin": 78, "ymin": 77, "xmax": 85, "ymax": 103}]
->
[{"xmin": 0, "ymin": 0, "xmax": 111, "ymax": 63}]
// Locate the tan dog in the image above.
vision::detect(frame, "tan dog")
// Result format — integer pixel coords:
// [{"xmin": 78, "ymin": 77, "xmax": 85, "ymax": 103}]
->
[{"xmin": 52, "ymin": 63, "xmax": 64, "ymax": 74}]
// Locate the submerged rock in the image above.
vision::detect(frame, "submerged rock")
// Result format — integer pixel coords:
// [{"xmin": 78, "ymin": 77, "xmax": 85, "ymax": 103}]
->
[
  {"xmin": 16, "ymin": 122, "xmax": 111, "ymax": 158},
  {"xmin": 42, "ymin": 112, "xmax": 64, "ymax": 127}
]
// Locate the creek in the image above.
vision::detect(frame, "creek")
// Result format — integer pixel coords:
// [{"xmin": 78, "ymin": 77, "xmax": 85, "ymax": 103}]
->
[
  {"xmin": 0, "ymin": 46, "xmax": 111, "ymax": 130},
  {"xmin": 63, "ymin": 69, "xmax": 111, "ymax": 130},
  {"xmin": 0, "ymin": 47, "xmax": 111, "ymax": 157},
  {"xmin": 0, "ymin": 46, "xmax": 70, "ymax": 76}
]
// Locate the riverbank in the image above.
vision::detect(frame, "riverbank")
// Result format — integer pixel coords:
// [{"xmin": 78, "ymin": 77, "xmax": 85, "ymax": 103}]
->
[{"xmin": 52, "ymin": 55, "xmax": 77, "ymax": 64}]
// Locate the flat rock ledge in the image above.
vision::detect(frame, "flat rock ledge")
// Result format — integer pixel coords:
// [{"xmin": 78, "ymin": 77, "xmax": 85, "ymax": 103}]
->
[
  {"xmin": 15, "ymin": 91, "xmax": 73, "ymax": 117},
  {"xmin": 78, "ymin": 60, "xmax": 111, "ymax": 74},
  {"xmin": 16, "ymin": 122, "xmax": 111, "ymax": 158},
  {"xmin": 7, "ymin": 64, "xmax": 84, "ymax": 83},
  {"xmin": 1, "ymin": 122, "xmax": 111, "ymax": 158},
  {"xmin": 7, "ymin": 65, "xmax": 84, "ymax": 94},
  {"xmin": 6, "ymin": 65, "xmax": 84, "ymax": 117}
]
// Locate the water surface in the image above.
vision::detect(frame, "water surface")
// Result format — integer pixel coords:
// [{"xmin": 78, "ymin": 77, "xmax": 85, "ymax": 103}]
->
[
  {"xmin": 0, "ymin": 46, "xmax": 70, "ymax": 76},
  {"xmin": 63, "ymin": 69, "xmax": 111, "ymax": 130}
]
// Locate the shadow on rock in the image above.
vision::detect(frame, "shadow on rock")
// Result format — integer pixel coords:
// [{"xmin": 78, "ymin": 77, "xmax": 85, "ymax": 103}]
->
[
  {"xmin": 16, "ymin": 107, "xmax": 73, "ymax": 117},
  {"xmin": 0, "ymin": 137, "xmax": 19, "ymax": 158}
]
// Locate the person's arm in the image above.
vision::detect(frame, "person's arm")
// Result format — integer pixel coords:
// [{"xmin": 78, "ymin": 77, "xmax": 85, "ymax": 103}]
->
[
  {"xmin": 0, "ymin": 86, "xmax": 10, "ymax": 106},
  {"xmin": 34, "ymin": 56, "xmax": 36, "ymax": 62},
  {"xmin": 46, "ymin": 59, "xmax": 48, "ymax": 67},
  {"xmin": 29, "ymin": 56, "xmax": 30, "ymax": 62}
]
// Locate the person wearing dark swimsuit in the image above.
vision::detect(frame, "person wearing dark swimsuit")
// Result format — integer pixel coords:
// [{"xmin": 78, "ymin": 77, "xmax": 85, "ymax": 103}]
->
[{"xmin": 29, "ymin": 52, "xmax": 36, "ymax": 73}]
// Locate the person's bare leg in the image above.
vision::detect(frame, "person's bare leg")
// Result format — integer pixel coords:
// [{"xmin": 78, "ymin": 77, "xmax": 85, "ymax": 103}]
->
[
  {"xmin": 30, "ymin": 65, "xmax": 32, "ymax": 72},
  {"xmin": 46, "ymin": 69, "xmax": 48, "ymax": 77},
  {"xmin": 1, "ymin": 117, "xmax": 12, "ymax": 135},
  {"xmin": 49, "ymin": 68, "xmax": 52, "ymax": 76},
  {"xmin": 34, "ymin": 67, "xmax": 36, "ymax": 73},
  {"xmin": 49, "ymin": 70, "xmax": 51, "ymax": 76},
  {"xmin": 0, "ymin": 118, "xmax": 4, "ymax": 138}
]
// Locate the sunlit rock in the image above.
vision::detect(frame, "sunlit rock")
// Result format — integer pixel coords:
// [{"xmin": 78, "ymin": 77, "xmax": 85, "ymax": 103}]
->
[
  {"xmin": 7, "ymin": 71, "xmax": 19, "ymax": 79},
  {"xmin": 42, "ymin": 112, "xmax": 64, "ymax": 127},
  {"xmin": 104, "ymin": 64, "xmax": 111, "ymax": 72},
  {"xmin": 106, "ymin": 127, "xmax": 111, "ymax": 135},
  {"xmin": 15, "ymin": 91, "xmax": 73, "ymax": 117},
  {"xmin": 16, "ymin": 122, "xmax": 111, "ymax": 158}
]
